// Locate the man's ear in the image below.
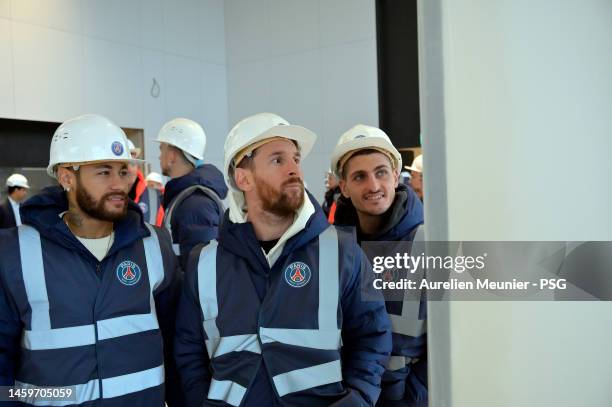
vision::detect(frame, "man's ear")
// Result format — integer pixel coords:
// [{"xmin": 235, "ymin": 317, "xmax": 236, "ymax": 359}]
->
[
  {"xmin": 339, "ymin": 178, "xmax": 351, "ymax": 199},
  {"xmin": 393, "ymin": 168, "xmax": 400, "ymax": 188},
  {"xmin": 234, "ymin": 167, "xmax": 255, "ymax": 193},
  {"xmin": 57, "ymin": 167, "xmax": 76, "ymax": 192}
]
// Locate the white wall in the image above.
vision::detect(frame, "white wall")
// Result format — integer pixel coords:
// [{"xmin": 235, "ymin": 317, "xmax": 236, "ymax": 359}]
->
[
  {"xmin": 224, "ymin": 0, "xmax": 379, "ymax": 201},
  {"xmin": 0, "ymin": 0, "xmax": 228, "ymax": 172},
  {"xmin": 419, "ymin": 0, "xmax": 612, "ymax": 405}
]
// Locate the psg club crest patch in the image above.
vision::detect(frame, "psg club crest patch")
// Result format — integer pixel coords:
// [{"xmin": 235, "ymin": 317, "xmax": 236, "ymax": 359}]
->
[
  {"xmin": 138, "ymin": 202, "xmax": 149, "ymax": 214},
  {"xmin": 111, "ymin": 141, "xmax": 124, "ymax": 156},
  {"xmin": 284, "ymin": 262, "xmax": 311, "ymax": 288},
  {"xmin": 117, "ymin": 260, "xmax": 141, "ymax": 286}
]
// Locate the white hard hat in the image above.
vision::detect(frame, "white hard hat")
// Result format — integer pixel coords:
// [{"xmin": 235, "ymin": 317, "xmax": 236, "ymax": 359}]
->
[
  {"xmin": 223, "ymin": 112, "xmax": 316, "ymax": 190},
  {"xmin": 145, "ymin": 172, "xmax": 164, "ymax": 185},
  {"xmin": 47, "ymin": 114, "xmax": 143, "ymax": 178},
  {"xmin": 6, "ymin": 173, "xmax": 30, "ymax": 189},
  {"xmin": 330, "ymin": 124, "xmax": 401, "ymax": 178},
  {"xmin": 154, "ymin": 118, "xmax": 206, "ymax": 160},
  {"xmin": 126, "ymin": 138, "xmax": 142, "ymax": 158},
  {"xmin": 405, "ymin": 154, "xmax": 422, "ymax": 173}
]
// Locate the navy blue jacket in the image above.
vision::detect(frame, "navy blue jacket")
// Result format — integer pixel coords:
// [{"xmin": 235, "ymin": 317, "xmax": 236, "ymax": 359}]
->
[
  {"xmin": 0, "ymin": 198, "xmax": 17, "ymax": 229},
  {"xmin": 0, "ymin": 186, "xmax": 184, "ymax": 406},
  {"xmin": 335, "ymin": 185, "xmax": 428, "ymax": 406},
  {"xmin": 163, "ymin": 165, "xmax": 228, "ymax": 269},
  {"xmin": 175, "ymin": 194, "xmax": 392, "ymax": 406}
]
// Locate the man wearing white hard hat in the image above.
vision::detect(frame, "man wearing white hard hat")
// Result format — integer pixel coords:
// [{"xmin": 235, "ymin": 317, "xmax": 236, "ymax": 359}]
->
[
  {"xmin": 331, "ymin": 125, "xmax": 427, "ymax": 407},
  {"xmin": 175, "ymin": 113, "xmax": 391, "ymax": 406},
  {"xmin": 134, "ymin": 171, "xmax": 165, "ymax": 227},
  {"xmin": 405, "ymin": 154, "xmax": 423, "ymax": 201},
  {"xmin": 0, "ymin": 114, "xmax": 184, "ymax": 406},
  {"xmin": 322, "ymin": 168, "xmax": 341, "ymax": 223},
  {"xmin": 155, "ymin": 118, "xmax": 227, "ymax": 269},
  {"xmin": 125, "ymin": 138, "xmax": 164, "ymax": 225},
  {"xmin": 126, "ymin": 138, "xmax": 147, "ymax": 202},
  {"xmin": 0, "ymin": 173, "xmax": 30, "ymax": 228},
  {"xmin": 146, "ymin": 172, "xmax": 164, "ymax": 191}
]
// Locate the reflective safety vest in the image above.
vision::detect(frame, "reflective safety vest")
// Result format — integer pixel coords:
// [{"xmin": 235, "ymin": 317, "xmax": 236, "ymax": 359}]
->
[
  {"xmin": 380, "ymin": 225, "xmax": 428, "ymax": 404},
  {"xmin": 13, "ymin": 223, "xmax": 166, "ymax": 405},
  {"xmin": 197, "ymin": 226, "xmax": 343, "ymax": 406},
  {"xmin": 163, "ymin": 185, "xmax": 225, "ymax": 256},
  {"xmin": 138, "ymin": 187, "xmax": 164, "ymax": 226},
  {"xmin": 385, "ymin": 225, "xmax": 426, "ymax": 372}
]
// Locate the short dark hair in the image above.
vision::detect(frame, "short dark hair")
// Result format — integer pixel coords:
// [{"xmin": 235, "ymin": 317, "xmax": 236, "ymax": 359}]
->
[
  {"xmin": 341, "ymin": 148, "xmax": 390, "ymax": 179},
  {"xmin": 236, "ymin": 150, "xmax": 256, "ymax": 170},
  {"xmin": 7, "ymin": 186, "xmax": 24, "ymax": 195},
  {"xmin": 168, "ymin": 145, "xmax": 193, "ymax": 166}
]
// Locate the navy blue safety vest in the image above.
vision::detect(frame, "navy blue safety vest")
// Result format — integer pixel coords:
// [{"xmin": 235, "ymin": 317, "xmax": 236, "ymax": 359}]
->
[
  {"xmin": 196, "ymin": 227, "xmax": 343, "ymax": 406},
  {"xmin": 383, "ymin": 225, "xmax": 426, "ymax": 372},
  {"xmin": 163, "ymin": 185, "xmax": 224, "ymax": 256},
  {"xmin": 12, "ymin": 223, "xmax": 166, "ymax": 405},
  {"xmin": 138, "ymin": 188, "xmax": 162, "ymax": 225}
]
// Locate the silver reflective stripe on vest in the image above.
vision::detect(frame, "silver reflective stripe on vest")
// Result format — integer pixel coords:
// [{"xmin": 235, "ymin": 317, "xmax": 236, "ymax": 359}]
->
[
  {"xmin": 20, "ymin": 345, "xmax": 164, "ymax": 401},
  {"xmin": 273, "ymin": 360, "xmax": 342, "ymax": 397},
  {"xmin": 14, "ymin": 378, "xmax": 100, "ymax": 406},
  {"xmin": 390, "ymin": 224, "xmax": 427, "ymax": 338},
  {"xmin": 163, "ymin": 184, "xmax": 225, "ymax": 253},
  {"xmin": 102, "ymin": 364, "xmax": 164, "ymax": 399},
  {"xmin": 318, "ymin": 227, "xmax": 339, "ymax": 330},
  {"xmin": 147, "ymin": 188, "xmax": 158, "ymax": 224},
  {"xmin": 143, "ymin": 224, "xmax": 165, "ymax": 291},
  {"xmin": 386, "ymin": 355, "xmax": 408, "ymax": 371},
  {"xmin": 389, "ymin": 300, "xmax": 426, "ymax": 337},
  {"xmin": 97, "ymin": 312, "xmax": 159, "ymax": 341},
  {"xmin": 259, "ymin": 328, "xmax": 341, "ymax": 350},
  {"xmin": 18, "ymin": 226, "xmax": 50, "ymax": 330},
  {"xmin": 209, "ymin": 379, "xmax": 247, "ymax": 407},
  {"xmin": 198, "ymin": 241, "xmax": 220, "ymax": 341},
  {"xmin": 206, "ymin": 333, "xmax": 261, "ymax": 358},
  {"xmin": 386, "ymin": 355, "xmax": 417, "ymax": 371},
  {"xmin": 22, "ymin": 325, "xmax": 96, "ymax": 350}
]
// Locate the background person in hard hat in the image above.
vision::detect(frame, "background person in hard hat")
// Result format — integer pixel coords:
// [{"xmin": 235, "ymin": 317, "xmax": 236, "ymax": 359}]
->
[
  {"xmin": 174, "ymin": 113, "xmax": 391, "ymax": 407},
  {"xmin": 135, "ymin": 171, "xmax": 165, "ymax": 227},
  {"xmin": 321, "ymin": 168, "xmax": 341, "ymax": 223},
  {"xmin": 331, "ymin": 125, "xmax": 426, "ymax": 407},
  {"xmin": 155, "ymin": 118, "xmax": 228, "ymax": 269},
  {"xmin": 126, "ymin": 140, "xmax": 165, "ymax": 226},
  {"xmin": 146, "ymin": 171, "xmax": 165, "ymax": 191},
  {"xmin": 127, "ymin": 138, "xmax": 147, "ymax": 202},
  {"xmin": 139, "ymin": 171, "xmax": 166, "ymax": 227},
  {"xmin": 0, "ymin": 173, "xmax": 30, "ymax": 228},
  {"xmin": 0, "ymin": 114, "xmax": 184, "ymax": 407},
  {"xmin": 405, "ymin": 155, "xmax": 423, "ymax": 201}
]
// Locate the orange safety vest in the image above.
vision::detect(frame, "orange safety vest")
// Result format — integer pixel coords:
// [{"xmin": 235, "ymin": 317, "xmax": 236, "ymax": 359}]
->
[{"xmin": 327, "ymin": 201, "xmax": 337, "ymax": 224}]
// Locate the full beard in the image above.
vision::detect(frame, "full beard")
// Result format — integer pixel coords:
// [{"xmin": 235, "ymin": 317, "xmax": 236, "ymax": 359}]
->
[
  {"xmin": 255, "ymin": 175, "xmax": 304, "ymax": 218},
  {"xmin": 76, "ymin": 181, "xmax": 128, "ymax": 222}
]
